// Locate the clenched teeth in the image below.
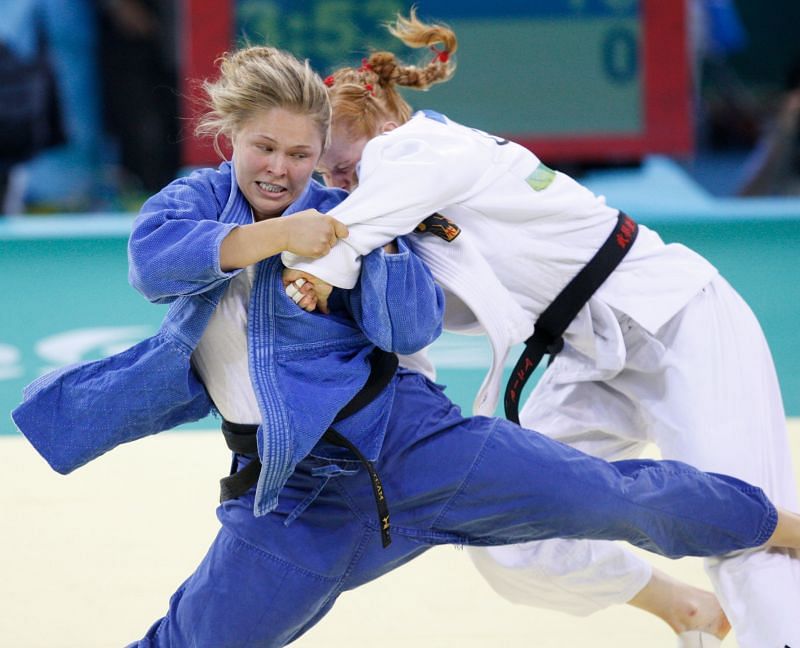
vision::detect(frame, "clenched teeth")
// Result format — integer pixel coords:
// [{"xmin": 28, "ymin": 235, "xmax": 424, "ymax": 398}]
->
[{"xmin": 257, "ymin": 181, "xmax": 284, "ymax": 193}]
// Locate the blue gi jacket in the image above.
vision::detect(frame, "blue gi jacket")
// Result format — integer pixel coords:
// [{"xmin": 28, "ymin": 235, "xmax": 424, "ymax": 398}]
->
[{"xmin": 12, "ymin": 162, "xmax": 444, "ymax": 516}]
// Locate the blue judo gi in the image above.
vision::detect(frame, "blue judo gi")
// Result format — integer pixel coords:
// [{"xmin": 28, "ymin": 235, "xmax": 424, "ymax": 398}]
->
[{"xmin": 11, "ymin": 163, "xmax": 778, "ymax": 648}]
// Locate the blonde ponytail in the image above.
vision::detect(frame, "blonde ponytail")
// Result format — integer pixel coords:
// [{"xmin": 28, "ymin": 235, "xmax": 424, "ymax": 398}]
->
[{"xmin": 325, "ymin": 8, "xmax": 457, "ymax": 139}]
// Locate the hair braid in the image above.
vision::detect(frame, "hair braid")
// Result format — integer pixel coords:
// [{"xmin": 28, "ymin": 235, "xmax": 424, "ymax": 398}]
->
[{"xmin": 326, "ymin": 8, "xmax": 457, "ymax": 139}]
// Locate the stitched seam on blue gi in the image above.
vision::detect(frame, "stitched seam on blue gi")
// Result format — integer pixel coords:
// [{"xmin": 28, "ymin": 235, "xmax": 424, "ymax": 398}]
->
[
  {"xmin": 307, "ymin": 452, "xmax": 361, "ymax": 464},
  {"xmin": 284, "ymin": 464, "xmax": 360, "ymax": 527},
  {"xmin": 277, "ymin": 333, "xmax": 369, "ymax": 355},
  {"xmin": 751, "ymin": 498, "xmax": 778, "ymax": 547},
  {"xmin": 326, "ymin": 463, "xmax": 463, "ymax": 544},
  {"xmin": 554, "ymin": 462, "xmax": 778, "ymax": 557},
  {"xmin": 426, "ymin": 418, "xmax": 499, "ymax": 545},
  {"xmin": 220, "ymin": 527, "xmax": 340, "ymax": 582},
  {"xmin": 226, "ymin": 535, "xmax": 313, "ymax": 647},
  {"xmin": 162, "ymin": 308, "xmax": 201, "ymax": 353},
  {"xmin": 594, "ymin": 465, "xmax": 779, "ymax": 554},
  {"xmin": 329, "ymin": 472, "xmax": 372, "ymax": 526},
  {"xmin": 390, "ymin": 527, "xmax": 465, "ymax": 544},
  {"xmin": 316, "ymin": 526, "xmax": 373, "ymax": 617},
  {"xmin": 151, "ymin": 586, "xmax": 186, "ymax": 640},
  {"xmin": 284, "ymin": 476, "xmax": 332, "ymax": 528}
]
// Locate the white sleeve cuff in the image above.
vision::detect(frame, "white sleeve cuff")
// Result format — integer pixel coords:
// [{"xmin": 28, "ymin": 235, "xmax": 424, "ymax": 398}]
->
[{"xmin": 281, "ymin": 240, "xmax": 362, "ymax": 289}]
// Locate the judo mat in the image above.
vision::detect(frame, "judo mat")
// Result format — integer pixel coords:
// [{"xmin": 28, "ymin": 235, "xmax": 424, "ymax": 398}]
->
[{"xmin": 1, "ymin": 420, "xmax": 799, "ymax": 647}]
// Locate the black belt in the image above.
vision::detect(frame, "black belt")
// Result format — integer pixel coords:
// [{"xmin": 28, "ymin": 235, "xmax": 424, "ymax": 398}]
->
[
  {"xmin": 220, "ymin": 348, "xmax": 399, "ymax": 548},
  {"xmin": 504, "ymin": 211, "xmax": 638, "ymax": 424}
]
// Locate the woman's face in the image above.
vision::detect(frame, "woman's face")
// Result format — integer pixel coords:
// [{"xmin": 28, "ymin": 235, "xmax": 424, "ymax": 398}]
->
[
  {"xmin": 232, "ymin": 107, "xmax": 324, "ymax": 220},
  {"xmin": 317, "ymin": 124, "xmax": 371, "ymax": 192}
]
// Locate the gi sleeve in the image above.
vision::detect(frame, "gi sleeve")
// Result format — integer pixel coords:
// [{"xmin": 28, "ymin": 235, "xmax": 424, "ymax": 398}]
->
[
  {"xmin": 344, "ymin": 237, "xmax": 444, "ymax": 354},
  {"xmin": 282, "ymin": 125, "xmax": 492, "ymax": 288},
  {"xmin": 128, "ymin": 174, "xmax": 241, "ymax": 303}
]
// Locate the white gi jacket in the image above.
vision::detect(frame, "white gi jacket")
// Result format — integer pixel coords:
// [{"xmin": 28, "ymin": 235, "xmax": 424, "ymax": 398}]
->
[{"xmin": 284, "ymin": 110, "xmax": 717, "ymax": 415}]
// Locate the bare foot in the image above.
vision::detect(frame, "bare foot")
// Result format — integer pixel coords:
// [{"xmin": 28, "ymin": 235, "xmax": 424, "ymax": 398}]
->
[
  {"xmin": 672, "ymin": 587, "xmax": 731, "ymax": 640},
  {"xmin": 628, "ymin": 568, "xmax": 730, "ymax": 640}
]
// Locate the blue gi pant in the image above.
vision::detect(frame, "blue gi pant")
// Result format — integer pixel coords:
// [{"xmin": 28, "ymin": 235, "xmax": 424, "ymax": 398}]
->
[{"xmin": 133, "ymin": 371, "xmax": 777, "ymax": 647}]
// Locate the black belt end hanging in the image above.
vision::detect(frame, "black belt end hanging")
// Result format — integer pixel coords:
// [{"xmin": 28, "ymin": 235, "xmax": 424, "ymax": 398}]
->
[
  {"xmin": 503, "ymin": 212, "xmax": 638, "ymax": 424},
  {"xmin": 323, "ymin": 428, "xmax": 392, "ymax": 548},
  {"xmin": 504, "ymin": 331, "xmax": 562, "ymax": 425}
]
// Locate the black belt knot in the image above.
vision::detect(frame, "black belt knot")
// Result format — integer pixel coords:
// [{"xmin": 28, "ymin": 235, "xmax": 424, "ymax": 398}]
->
[{"xmin": 219, "ymin": 348, "xmax": 398, "ymax": 549}]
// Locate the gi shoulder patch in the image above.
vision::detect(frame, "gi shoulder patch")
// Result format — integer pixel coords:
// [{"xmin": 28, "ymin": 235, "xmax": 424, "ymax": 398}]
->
[{"xmin": 527, "ymin": 163, "xmax": 556, "ymax": 191}]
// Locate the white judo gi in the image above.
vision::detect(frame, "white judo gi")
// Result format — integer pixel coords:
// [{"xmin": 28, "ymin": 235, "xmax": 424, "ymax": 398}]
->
[{"xmin": 284, "ymin": 110, "xmax": 800, "ymax": 647}]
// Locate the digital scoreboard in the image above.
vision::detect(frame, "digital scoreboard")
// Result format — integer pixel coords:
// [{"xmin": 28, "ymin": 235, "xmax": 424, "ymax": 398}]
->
[{"xmin": 181, "ymin": 0, "xmax": 692, "ymax": 165}]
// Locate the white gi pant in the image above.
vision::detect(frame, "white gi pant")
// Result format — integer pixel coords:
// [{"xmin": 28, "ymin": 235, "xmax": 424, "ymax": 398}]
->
[{"xmin": 468, "ymin": 275, "xmax": 800, "ymax": 648}]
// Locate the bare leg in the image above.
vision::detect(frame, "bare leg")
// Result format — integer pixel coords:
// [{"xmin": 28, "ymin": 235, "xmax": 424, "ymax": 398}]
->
[
  {"xmin": 628, "ymin": 568, "xmax": 730, "ymax": 640},
  {"xmin": 765, "ymin": 508, "xmax": 800, "ymax": 549}
]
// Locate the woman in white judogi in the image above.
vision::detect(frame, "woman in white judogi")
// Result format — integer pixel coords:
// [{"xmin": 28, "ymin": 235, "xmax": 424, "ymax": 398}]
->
[{"xmin": 283, "ymin": 11, "xmax": 800, "ymax": 648}]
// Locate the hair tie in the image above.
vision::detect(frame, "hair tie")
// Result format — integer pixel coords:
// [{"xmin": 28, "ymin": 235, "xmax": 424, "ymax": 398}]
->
[
  {"xmin": 364, "ymin": 83, "xmax": 375, "ymax": 96},
  {"xmin": 429, "ymin": 46, "xmax": 449, "ymax": 64},
  {"xmin": 324, "ymin": 75, "xmax": 335, "ymax": 87},
  {"xmin": 359, "ymin": 57, "xmax": 373, "ymax": 72}
]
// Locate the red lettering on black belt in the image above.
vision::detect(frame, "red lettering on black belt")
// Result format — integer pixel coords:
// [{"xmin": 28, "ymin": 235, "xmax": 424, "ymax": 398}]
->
[{"xmin": 616, "ymin": 216, "xmax": 636, "ymax": 249}]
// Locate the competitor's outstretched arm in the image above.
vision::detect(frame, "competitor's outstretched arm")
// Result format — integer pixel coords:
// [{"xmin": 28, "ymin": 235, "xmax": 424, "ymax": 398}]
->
[{"xmin": 281, "ymin": 128, "xmax": 487, "ymax": 288}]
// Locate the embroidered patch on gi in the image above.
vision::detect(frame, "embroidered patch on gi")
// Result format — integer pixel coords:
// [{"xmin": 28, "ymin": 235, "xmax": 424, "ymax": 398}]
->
[
  {"xmin": 415, "ymin": 213, "xmax": 461, "ymax": 242},
  {"xmin": 527, "ymin": 163, "xmax": 556, "ymax": 191}
]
